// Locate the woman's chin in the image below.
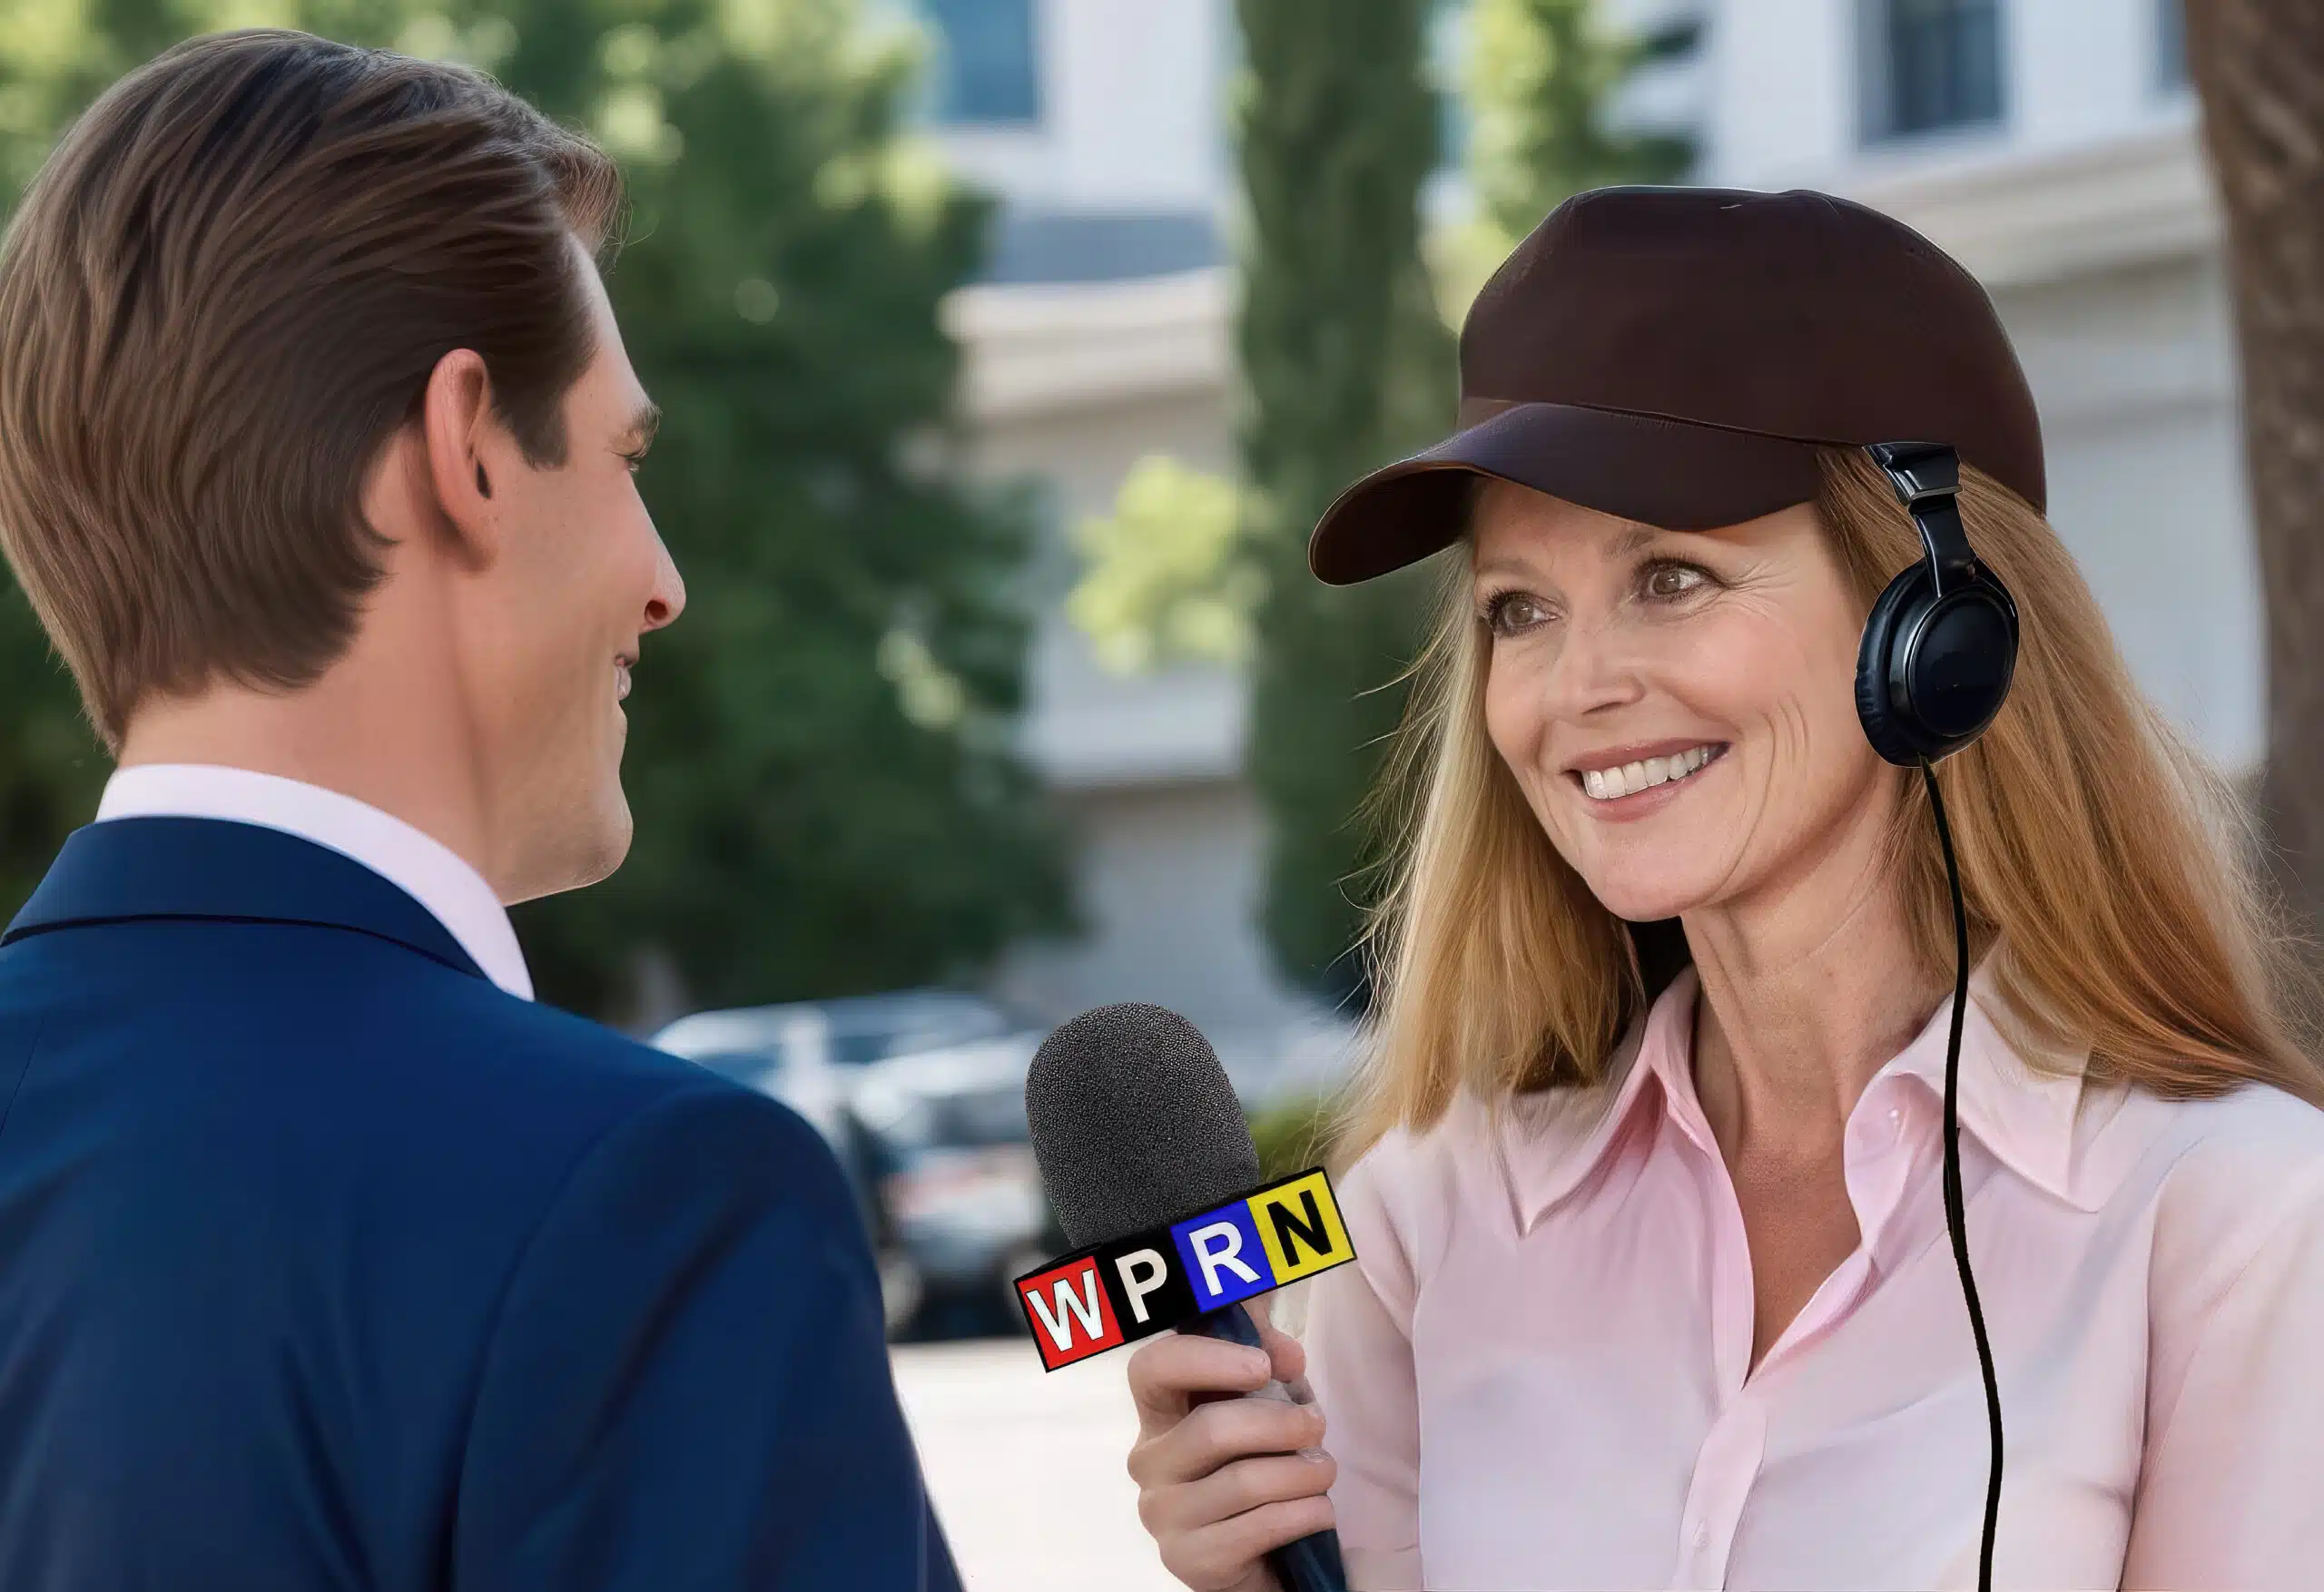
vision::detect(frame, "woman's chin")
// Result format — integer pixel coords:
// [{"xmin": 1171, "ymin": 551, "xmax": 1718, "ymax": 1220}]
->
[{"xmin": 1583, "ymin": 878, "xmax": 1712, "ymax": 926}]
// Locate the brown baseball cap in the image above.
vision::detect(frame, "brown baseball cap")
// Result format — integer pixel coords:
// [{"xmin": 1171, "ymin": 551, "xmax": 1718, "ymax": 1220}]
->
[{"xmin": 1307, "ymin": 186, "xmax": 2046, "ymax": 585}]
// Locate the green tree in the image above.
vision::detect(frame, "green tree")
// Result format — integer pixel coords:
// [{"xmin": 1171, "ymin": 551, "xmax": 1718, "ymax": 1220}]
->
[
  {"xmin": 1066, "ymin": 455, "xmax": 1257, "ymax": 674},
  {"xmin": 1232, "ymin": 0, "xmax": 1454, "ymax": 1007},
  {"xmin": 1442, "ymin": 0, "xmax": 1693, "ymax": 312},
  {"xmin": 1467, "ymin": 0, "xmax": 1689, "ymax": 241},
  {"xmin": 0, "ymin": 0, "xmax": 1068, "ymax": 1020}
]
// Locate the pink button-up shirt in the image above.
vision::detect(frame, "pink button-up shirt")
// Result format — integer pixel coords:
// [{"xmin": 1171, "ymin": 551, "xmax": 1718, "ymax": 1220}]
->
[{"xmin": 1300, "ymin": 958, "xmax": 2324, "ymax": 1589}]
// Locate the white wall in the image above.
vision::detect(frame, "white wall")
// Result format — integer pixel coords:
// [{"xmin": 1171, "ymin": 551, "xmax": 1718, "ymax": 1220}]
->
[
  {"xmin": 934, "ymin": 0, "xmax": 1230, "ymax": 211},
  {"xmin": 1996, "ymin": 255, "xmax": 2263, "ymax": 770},
  {"xmin": 989, "ymin": 781, "xmax": 1318, "ymax": 1037},
  {"xmin": 1707, "ymin": 0, "xmax": 2189, "ymax": 187}
]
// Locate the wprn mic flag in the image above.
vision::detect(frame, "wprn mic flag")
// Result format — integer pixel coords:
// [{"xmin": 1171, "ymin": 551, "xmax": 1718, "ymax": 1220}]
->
[{"xmin": 1014, "ymin": 1168, "xmax": 1356, "ymax": 1370}]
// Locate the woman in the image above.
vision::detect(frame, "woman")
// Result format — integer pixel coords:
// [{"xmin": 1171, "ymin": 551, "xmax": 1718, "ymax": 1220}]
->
[{"xmin": 1125, "ymin": 187, "xmax": 2324, "ymax": 1591}]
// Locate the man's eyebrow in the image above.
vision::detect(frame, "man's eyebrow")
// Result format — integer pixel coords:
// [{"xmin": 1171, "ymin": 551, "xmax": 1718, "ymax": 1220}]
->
[{"xmin": 620, "ymin": 400, "xmax": 662, "ymax": 450}]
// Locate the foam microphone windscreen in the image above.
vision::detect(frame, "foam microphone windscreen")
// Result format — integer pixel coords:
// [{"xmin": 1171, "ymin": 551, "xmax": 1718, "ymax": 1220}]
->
[{"xmin": 1025, "ymin": 1002, "xmax": 1261, "ymax": 1249}]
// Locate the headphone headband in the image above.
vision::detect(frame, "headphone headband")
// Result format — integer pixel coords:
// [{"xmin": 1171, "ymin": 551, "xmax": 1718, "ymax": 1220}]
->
[{"xmin": 1867, "ymin": 441, "xmax": 1978, "ymax": 594}]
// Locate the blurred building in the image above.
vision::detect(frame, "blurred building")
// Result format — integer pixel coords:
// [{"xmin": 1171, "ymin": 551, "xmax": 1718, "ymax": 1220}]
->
[
  {"xmin": 912, "ymin": 0, "xmax": 1297, "ymax": 1056},
  {"xmin": 909, "ymin": 0, "xmax": 2233, "ymax": 1049}
]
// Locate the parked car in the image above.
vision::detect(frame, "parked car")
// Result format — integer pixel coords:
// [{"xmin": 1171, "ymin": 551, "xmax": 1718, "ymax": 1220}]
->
[
  {"xmin": 647, "ymin": 989, "xmax": 1019, "ymax": 1324},
  {"xmin": 850, "ymin": 1031, "xmax": 1059, "ymax": 1338}
]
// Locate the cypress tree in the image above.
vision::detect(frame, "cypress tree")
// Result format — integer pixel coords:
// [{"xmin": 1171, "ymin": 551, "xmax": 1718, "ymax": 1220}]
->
[{"xmin": 1233, "ymin": 0, "xmax": 1455, "ymax": 1007}]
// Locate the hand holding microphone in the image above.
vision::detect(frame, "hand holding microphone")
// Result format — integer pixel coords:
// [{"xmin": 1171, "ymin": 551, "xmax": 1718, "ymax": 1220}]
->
[
  {"xmin": 1024, "ymin": 1004, "xmax": 1349, "ymax": 1592},
  {"xmin": 1127, "ymin": 1294, "xmax": 1336, "ymax": 1592}
]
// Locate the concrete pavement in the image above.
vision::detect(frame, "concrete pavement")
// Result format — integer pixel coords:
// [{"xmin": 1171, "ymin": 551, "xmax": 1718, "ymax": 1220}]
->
[{"xmin": 893, "ymin": 1337, "xmax": 1182, "ymax": 1591}]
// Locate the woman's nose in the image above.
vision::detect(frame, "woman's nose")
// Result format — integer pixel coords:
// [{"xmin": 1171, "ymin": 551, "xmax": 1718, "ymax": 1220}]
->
[{"xmin": 1538, "ymin": 609, "xmax": 1647, "ymax": 720}]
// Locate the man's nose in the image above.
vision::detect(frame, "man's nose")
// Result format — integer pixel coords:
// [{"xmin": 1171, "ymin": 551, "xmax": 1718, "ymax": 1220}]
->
[{"xmin": 643, "ymin": 531, "xmax": 685, "ymax": 633}]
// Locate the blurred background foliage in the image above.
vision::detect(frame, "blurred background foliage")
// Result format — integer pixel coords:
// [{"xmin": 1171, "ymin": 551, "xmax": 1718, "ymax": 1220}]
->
[
  {"xmin": 1247, "ymin": 1089, "xmax": 1341, "ymax": 1184},
  {"xmin": 1440, "ymin": 0, "xmax": 1693, "ymax": 305},
  {"xmin": 1065, "ymin": 456, "xmax": 1256, "ymax": 675},
  {"xmin": 0, "ymin": 0, "xmax": 1071, "ymax": 1022}
]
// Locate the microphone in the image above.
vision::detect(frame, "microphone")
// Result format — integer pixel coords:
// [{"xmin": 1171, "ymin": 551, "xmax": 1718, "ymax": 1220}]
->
[{"xmin": 1026, "ymin": 1003, "xmax": 1349, "ymax": 1592}]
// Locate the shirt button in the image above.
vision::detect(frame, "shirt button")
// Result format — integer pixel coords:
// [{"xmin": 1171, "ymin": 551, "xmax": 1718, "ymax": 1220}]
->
[{"xmin": 1689, "ymin": 1519, "xmax": 1709, "ymax": 1549}]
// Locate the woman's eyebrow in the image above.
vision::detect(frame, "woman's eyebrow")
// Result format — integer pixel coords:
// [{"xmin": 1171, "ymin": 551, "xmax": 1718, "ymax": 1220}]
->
[{"xmin": 1472, "ymin": 555, "xmax": 1534, "ymax": 583}]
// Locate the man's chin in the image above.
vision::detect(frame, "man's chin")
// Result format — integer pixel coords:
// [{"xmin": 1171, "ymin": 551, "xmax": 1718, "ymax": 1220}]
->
[
  {"xmin": 503, "ymin": 792, "xmax": 634, "ymax": 904},
  {"xmin": 577, "ymin": 795, "xmax": 636, "ymax": 888}
]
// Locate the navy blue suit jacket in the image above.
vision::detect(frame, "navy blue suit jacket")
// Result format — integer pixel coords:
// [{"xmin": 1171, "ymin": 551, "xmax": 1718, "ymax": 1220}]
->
[{"xmin": 0, "ymin": 817, "xmax": 963, "ymax": 1591}]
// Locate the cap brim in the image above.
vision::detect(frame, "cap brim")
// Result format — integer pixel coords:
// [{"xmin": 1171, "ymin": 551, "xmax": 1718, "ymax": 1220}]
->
[{"xmin": 1307, "ymin": 403, "xmax": 1825, "ymax": 585}]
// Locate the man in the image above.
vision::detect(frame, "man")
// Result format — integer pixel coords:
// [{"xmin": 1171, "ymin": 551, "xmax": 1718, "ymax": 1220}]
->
[{"xmin": 0, "ymin": 30, "xmax": 960, "ymax": 1590}]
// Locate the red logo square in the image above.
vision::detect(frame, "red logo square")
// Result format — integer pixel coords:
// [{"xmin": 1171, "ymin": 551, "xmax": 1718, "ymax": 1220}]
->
[{"xmin": 1016, "ymin": 1254, "xmax": 1123, "ymax": 1370}]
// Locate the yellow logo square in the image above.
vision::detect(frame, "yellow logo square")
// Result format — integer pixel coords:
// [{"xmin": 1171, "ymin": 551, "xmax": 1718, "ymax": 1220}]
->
[{"xmin": 1249, "ymin": 1170, "xmax": 1354, "ymax": 1284}]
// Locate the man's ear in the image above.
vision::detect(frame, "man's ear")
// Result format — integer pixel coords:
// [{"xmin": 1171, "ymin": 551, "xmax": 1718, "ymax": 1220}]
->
[{"xmin": 419, "ymin": 347, "xmax": 503, "ymax": 570}]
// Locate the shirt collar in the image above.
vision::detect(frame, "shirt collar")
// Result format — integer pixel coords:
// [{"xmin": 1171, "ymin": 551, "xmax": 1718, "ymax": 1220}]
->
[
  {"xmin": 95, "ymin": 763, "xmax": 534, "ymax": 1001},
  {"xmin": 1493, "ymin": 946, "xmax": 2099, "ymax": 1232}
]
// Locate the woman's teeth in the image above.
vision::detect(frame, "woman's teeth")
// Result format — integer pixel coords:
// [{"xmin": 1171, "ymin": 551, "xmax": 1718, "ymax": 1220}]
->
[
  {"xmin": 1580, "ymin": 744, "xmax": 1717, "ymax": 801},
  {"xmin": 615, "ymin": 663, "xmax": 632, "ymax": 703}
]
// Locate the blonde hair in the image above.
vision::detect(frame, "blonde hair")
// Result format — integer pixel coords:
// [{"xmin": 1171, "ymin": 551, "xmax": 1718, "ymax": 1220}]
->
[{"xmin": 1335, "ymin": 447, "xmax": 2324, "ymax": 1162}]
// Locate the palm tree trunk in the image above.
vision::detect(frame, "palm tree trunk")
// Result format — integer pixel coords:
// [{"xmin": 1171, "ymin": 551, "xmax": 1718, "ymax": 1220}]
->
[{"xmin": 2186, "ymin": 2, "xmax": 2324, "ymax": 948}]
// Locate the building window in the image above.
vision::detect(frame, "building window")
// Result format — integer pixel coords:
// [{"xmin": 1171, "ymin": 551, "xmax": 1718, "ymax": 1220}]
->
[
  {"xmin": 1428, "ymin": 0, "xmax": 1470, "ymax": 179},
  {"xmin": 1865, "ymin": 0, "xmax": 2004, "ymax": 140},
  {"xmin": 921, "ymin": 0, "xmax": 1041, "ymax": 127},
  {"xmin": 2157, "ymin": 0, "xmax": 2188, "ymax": 90}
]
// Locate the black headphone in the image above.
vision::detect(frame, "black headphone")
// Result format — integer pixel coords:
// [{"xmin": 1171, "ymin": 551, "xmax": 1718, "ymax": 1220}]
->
[
  {"xmin": 1856, "ymin": 442, "xmax": 2019, "ymax": 765},
  {"xmin": 1856, "ymin": 440, "xmax": 2014, "ymax": 1592}
]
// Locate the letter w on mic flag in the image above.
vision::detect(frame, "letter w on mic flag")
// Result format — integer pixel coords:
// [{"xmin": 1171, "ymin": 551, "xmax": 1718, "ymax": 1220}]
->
[{"xmin": 1015, "ymin": 1168, "xmax": 1356, "ymax": 1371}]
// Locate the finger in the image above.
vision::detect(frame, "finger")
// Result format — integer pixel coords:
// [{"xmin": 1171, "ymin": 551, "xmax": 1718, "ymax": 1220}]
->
[
  {"xmin": 1260, "ymin": 1322, "xmax": 1305, "ymax": 1388},
  {"xmin": 1158, "ymin": 1494, "xmax": 1339, "ymax": 1592},
  {"xmin": 1133, "ymin": 1387, "xmax": 1326, "ymax": 1488},
  {"xmin": 1241, "ymin": 1292, "xmax": 1308, "ymax": 1391},
  {"xmin": 1127, "ymin": 1332, "xmax": 1273, "ymax": 1432},
  {"xmin": 1141, "ymin": 1450, "xmax": 1339, "ymax": 1541}
]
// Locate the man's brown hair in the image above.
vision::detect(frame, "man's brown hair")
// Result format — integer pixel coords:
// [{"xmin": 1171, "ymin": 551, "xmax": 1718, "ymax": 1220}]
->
[{"xmin": 0, "ymin": 29, "xmax": 624, "ymax": 748}]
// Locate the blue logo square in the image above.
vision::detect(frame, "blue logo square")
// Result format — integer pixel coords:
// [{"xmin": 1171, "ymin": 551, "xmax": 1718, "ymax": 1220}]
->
[{"xmin": 1169, "ymin": 1200, "xmax": 1275, "ymax": 1311}]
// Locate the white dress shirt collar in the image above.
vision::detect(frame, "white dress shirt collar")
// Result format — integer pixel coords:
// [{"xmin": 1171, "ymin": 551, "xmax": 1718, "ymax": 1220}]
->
[{"xmin": 94, "ymin": 762, "xmax": 534, "ymax": 1001}]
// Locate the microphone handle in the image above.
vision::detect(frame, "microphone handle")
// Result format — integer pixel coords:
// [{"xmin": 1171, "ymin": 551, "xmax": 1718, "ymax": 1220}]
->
[{"xmin": 1183, "ymin": 1302, "xmax": 1348, "ymax": 1592}]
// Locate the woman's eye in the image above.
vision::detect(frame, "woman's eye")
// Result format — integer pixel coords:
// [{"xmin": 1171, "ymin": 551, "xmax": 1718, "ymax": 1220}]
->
[
  {"xmin": 1484, "ymin": 592, "xmax": 1551, "ymax": 634},
  {"xmin": 1643, "ymin": 562, "xmax": 1707, "ymax": 599}
]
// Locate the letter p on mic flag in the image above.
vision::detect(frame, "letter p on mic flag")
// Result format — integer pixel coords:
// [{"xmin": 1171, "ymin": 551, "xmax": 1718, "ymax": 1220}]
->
[{"xmin": 1014, "ymin": 1167, "xmax": 1359, "ymax": 1370}]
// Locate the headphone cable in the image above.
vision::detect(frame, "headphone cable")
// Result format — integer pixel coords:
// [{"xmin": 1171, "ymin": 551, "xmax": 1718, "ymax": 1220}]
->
[{"xmin": 1920, "ymin": 757, "xmax": 2003, "ymax": 1592}]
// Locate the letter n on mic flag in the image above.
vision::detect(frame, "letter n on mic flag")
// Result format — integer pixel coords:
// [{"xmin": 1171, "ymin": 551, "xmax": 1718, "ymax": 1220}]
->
[{"xmin": 1014, "ymin": 1168, "xmax": 1356, "ymax": 1371}]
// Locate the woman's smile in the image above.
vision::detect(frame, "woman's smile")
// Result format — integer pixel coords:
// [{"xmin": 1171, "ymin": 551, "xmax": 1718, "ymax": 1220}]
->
[{"xmin": 1567, "ymin": 739, "xmax": 1730, "ymax": 819}]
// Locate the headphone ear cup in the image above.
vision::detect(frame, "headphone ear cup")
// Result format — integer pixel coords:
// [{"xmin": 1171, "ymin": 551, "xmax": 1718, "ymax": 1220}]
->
[{"xmin": 1856, "ymin": 564, "xmax": 1933, "ymax": 766}]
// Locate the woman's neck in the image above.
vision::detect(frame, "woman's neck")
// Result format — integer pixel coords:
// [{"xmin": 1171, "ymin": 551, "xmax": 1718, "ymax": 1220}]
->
[{"xmin": 1681, "ymin": 811, "xmax": 1948, "ymax": 1167}]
